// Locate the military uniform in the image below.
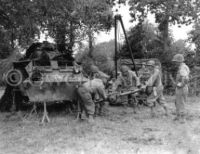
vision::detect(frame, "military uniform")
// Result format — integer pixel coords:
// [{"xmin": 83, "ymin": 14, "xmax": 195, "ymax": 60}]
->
[
  {"xmin": 138, "ymin": 64, "xmax": 150, "ymax": 85},
  {"xmin": 146, "ymin": 68, "xmax": 166, "ymax": 106},
  {"xmin": 144, "ymin": 60, "xmax": 168, "ymax": 116},
  {"xmin": 90, "ymin": 65, "xmax": 109, "ymax": 85},
  {"xmin": 172, "ymin": 54, "xmax": 190, "ymax": 120},
  {"xmin": 77, "ymin": 78, "xmax": 107, "ymax": 119},
  {"xmin": 118, "ymin": 65, "xmax": 140, "ymax": 90},
  {"xmin": 115, "ymin": 66, "xmax": 140, "ymax": 107},
  {"xmin": 175, "ymin": 62, "xmax": 190, "ymax": 117}
]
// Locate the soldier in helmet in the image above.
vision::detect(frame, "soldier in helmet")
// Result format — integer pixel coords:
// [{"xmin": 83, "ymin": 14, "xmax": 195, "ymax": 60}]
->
[
  {"xmin": 119, "ymin": 65, "xmax": 140, "ymax": 89},
  {"xmin": 138, "ymin": 62, "xmax": 150, "ymax": 85},
  {"xmin": 142, "ymin": 60, "xmax": 168, "ymax": 117},
  {"xmin": 76, "ymin": 65, "xmax": 109, "ymax": 121},
  {"xmin": 116, "ymin": 65, "xmax": 140, "ymax": 109},
  {"xmin": 77, "ymin": 78, "xmax": 107, "ymax": 123},
  {"xmin": 90, "ymin": 65, "xmax": 110, "ymax": 84},
  {"xmin": 172, "ymin": 54, "xmax": 190, "ymax": 122}
]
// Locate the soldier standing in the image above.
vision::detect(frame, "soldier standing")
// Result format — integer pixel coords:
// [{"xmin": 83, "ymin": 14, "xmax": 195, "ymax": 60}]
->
[
  {"xmin": 172, "ymin": 54, "xmax": 190, "ymax": 122},
  {"xmin": 143, "ymin": 60, "xmax": 168, "ymax": 117}
]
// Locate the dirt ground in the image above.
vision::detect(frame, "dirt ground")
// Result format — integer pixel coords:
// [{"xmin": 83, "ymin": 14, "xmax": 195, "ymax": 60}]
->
[{"xmin": 1, "ymin": 90, "xmax": 200, "ymax": 154}]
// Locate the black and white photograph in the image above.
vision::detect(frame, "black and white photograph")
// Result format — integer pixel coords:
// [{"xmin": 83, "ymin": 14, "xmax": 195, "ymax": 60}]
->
[{"xmin": 0, "ymin": 0, "xmax": 200, "ymax": 153}]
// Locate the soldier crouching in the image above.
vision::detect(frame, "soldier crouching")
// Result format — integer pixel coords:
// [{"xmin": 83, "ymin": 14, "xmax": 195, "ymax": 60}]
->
[{"xmin": 76, "ymin": 78, "xmax": 107, "ymax": 123}]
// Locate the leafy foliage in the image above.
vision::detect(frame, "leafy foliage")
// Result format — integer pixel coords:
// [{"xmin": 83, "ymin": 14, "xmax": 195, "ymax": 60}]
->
[
  {"xmin": 128, "ymin": 0, "xmax": 200, "ymax": 52},
  {"xmin": 0, "ymin": 0, "xmax": 40, "ymax": 47},
  {"xmin": 75, "ymin": 40, "xmax": 115, "ymax": 75},
  {"xmin": 0, "ymin": 0, "xmax": 114, "ymax": 57},
  {"xmin": 121, "ymin": 21, "xmax": 162, "ymax": 59},
  {"xmin": 189, "ymin": 21, "xmax": 200, "ymax": 65},
  {"xmin": 129, "ymin": 0, "xmax": 199, "ymax": 25},
  {"xmin": 120, "ymin": 20, "xmax": 193, "ymax": 74},
  {"xmin": 0, "ymin": 27, "xmax": 12, "ymax": 59},
  {"xmin": 92, "ymin": 40, "xmax": 115, "ymax": 74},
  {"xmin": 75, "ymin": 0, "xmax": 113, "ymax": 56}
]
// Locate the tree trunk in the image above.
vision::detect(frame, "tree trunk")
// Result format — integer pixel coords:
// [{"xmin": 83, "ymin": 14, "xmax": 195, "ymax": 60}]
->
[
  {"xmin": 158, "ymin": 15, "xmax": 169, "ymax": 53},
  {"xmin": 11, "ymin": 28, "xmax": 15, "ymax": 49},
  {"xmin": 162, "ymin": 17, "xmax": 169, "ymax": 53},
  {"xmin": 56, "ymin": 25, "xmax": 66, "ymax": 53},
  {"xmin": 88, "ymin": 26, "xmax": 94, "ymax": 58},
  {"xmin": 68, "ymin": 21, "xmax": 75, "ymax": 55}
]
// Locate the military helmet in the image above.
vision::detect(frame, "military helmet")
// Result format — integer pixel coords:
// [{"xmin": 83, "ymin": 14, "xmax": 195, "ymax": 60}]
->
[
  {"xmin": 90, "ymin": 65, "xmax": 99, "ymax": 73},
  {"xmin": 121, "ymin": 65, "xmax": 129, "ymax": 73},
  {"xmin": 146, "ymin": 60, "xmax": 156, "ymax": 66},
  {"xmin": 172, "ymin": 54, "xmax": 184, "ymax": 62}
]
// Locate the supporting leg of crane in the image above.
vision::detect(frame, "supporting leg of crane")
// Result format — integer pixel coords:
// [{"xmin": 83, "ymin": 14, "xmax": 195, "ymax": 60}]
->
[
  {"xmin": 24, "ymin": 102, "xmax": 37, "ymax": 119},
  {"xmin": 41, "ymin": 102, "xmax": 50, "ymax": 123},
  {"xmin": 29, "ymin": 103, "xmax": 37, "ymax": 117},
  {"xmin": 76, "ymin": 100, "xmax": 81, "ymax": 120}
]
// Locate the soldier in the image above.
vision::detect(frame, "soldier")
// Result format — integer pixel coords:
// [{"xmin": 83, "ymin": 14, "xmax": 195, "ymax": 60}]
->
[
  {"xmin": 119, "ymin": 65, "xmax": 140, "ymax": 90},
  {"xmin": 172, "ymin": 54, "xmax": 190, "ymax": 122},
  {"xmin": 116, "ymin": 65, "xmax": 140, "ymax": 110},
  {"xmin": 138, "ymin": 62, "xmax": 147, "ymax": 75},
  {"xmin": 143, "ymin": 60, "xmax": 168, "ymax": 117},
  {"xmin": 77, "ymin": 78, "xmax": 107, "ymax": 123},
  {"xmin": 90, "ymin": 65, "xmax": 109, "ymax": 83},
  {"xmin": 138, "ymin": 62, "xmax": 150, "ymax": 85}
]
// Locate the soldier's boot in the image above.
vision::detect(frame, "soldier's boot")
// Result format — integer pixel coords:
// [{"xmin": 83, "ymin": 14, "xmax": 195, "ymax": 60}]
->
[
  {"xmin": 133, "ymin": 97, "xmax": 138, "ymax": 114},
  {"xmin": 127, "ymin": 98, "xmax": 136, "ymax": 114},
  {"xmin": 163, "ymin": 105, "xmax": 168, "ymax": 116},
  {"xmin": 88, "ymin": 114, "xmax": 94, "ymax": 123},
  {"xmin": 150, "ymin": 107, "xmax": 156, "ymax": 118},
  {"xmin": 99, "ymin": 102, "xmax": 108, "ymax": 116},
  {"xmin": 98, "ymin": 106, "xmax": 103, "ymax": 116},
  {"xmin": 81, "ymin": 110, "xmax": 87, "ymax": 120},
  {"xmin": 94, "ymin": 104, "xmax": 99, "ymax": 117},
  {"xmin": 173, "ymin": 113, "xmax": 180, "ymax": 121},
  {"xmin": 179, "ymin": 114, "xmax": 185, "ymax": 123}
]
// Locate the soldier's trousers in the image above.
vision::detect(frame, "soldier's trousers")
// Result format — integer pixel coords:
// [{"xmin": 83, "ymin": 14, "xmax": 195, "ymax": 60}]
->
[
  {"xmin": 77, "ymin": 86, "xmax": 95, "ymax": 115},
  {"xmin": 175, "ymin": 86, "xmax": 188, "ymax": 116},
  {"xmin": 146, "ymin": 87, "xmax": 167, "ymax": 108}
]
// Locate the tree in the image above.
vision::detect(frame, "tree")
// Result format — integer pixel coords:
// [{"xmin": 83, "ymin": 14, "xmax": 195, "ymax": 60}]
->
[
  {"xmin": 76, "ymin": 0, "xmax": 113, "ymax": 57},
  {"xmin": 92, "ymin": 40, "xmax": 115, "ymax": 74},
  {"xmin": 30, "ymin": 0, "xmax": 113, "ymax": 55},
  {"xmin": 0, "ymin": 0, "xmax": 114, "ymax": 57},
  {"xmin": 0, "ymin": 27, "xmax": 12, "ymax": 59},
  {"xmin": 75, "ymin": 40, "xmax": 115, "ymax": 74},
  {"xmin": 128, "ymin": 0, "xmax": 200, "ymax": 52},
  {"xmin": 0, "ymin": 0, "xmax": 40, "ymax": 48},
  {"xmin": 189, "ymin": 21, "xmax": 200, "ymax": 65},
  {"xmin": 121, "ymin": 21, "xmax": 160, "ymax": 59}
]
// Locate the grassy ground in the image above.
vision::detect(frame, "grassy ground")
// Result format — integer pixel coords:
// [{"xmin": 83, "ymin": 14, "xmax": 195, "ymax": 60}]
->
[{"xmin": 0, "ymin": 91, "xmax": 200, "ymax": 154}]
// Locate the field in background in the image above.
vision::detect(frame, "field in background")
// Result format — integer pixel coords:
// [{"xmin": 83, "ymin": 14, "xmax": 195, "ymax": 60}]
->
[{"xmin": 0, "ymin": 91, "xmax": 200, "ymax": 154}]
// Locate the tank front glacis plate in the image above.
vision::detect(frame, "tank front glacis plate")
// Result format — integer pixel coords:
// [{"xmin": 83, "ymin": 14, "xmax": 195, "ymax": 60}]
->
[{"xmin": 22, "ymin": 60, "xmax": 88, "ymax": 102}]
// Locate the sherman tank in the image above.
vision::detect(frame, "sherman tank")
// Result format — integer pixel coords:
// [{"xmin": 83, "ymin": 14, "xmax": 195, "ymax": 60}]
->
[{"xmin": 3, "ymin": 42, "xmax": 88, "ymax": 123}]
